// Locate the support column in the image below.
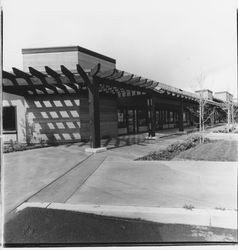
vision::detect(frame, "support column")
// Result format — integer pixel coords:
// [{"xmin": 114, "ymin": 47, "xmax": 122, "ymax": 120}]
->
[
  {"xmin": 88, "ymin": 79, "xmax": 101, "ymax": 148},
  {"xmin": 178, "ymin": 100, "xmax": 184, "ymax": 132},
  {"xmin": 147, "ymin": 96, "xmax": 156, "ymax": 137},
  {"xmin": 77, "ymin": 63, "xmax": 105, "ymax": 151},
  {"xmin": 211, "ymin": 107, "xmax": 215, "ymax": 126}
]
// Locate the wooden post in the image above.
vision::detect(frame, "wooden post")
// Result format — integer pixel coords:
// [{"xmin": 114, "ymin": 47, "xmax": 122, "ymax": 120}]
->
[
  {"xmin": 211, "ymin": 107, "xmax": 215, "ymax": 126},
  {"xmin": 147, "ymin": 96, "xmax": 156, "ymax": 136},
  {"xmin": 178, "ymin": 100, "xmax": 184, "ymax": 132},
  {"xmin": 88, "ymin": 78, "xmax": 101, "ymax": 148},
  {"xmin": 0, "ymin": 7, "xmax": 3, "ymax": 167},
  {"xmin": 77, "ymin": 63, "xmax": 101, "ymax": 148},
  {"xmin": 227, "ymin": 102, "xmax": 231, "ymax": 131}
]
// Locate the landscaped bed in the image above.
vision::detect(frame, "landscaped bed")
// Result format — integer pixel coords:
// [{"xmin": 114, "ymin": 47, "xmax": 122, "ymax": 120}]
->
[
  {"xmin": 136, "ymin": 135, "xmax": 211, "ymax": 161},
  {"xmin": 136, "ymin": 135, "xmax": 238, "ymax": 162}
]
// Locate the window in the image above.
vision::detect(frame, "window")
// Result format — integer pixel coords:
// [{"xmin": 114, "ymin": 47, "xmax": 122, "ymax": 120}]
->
[
  {"xmin": 183, "ymin": 112, "xmax": 186, "ymax": 122},
  {"xmin": 169, "ymin": 111, "xmax": 173, "ymax": 123},
  {"xmin": 117, "ymin": 108, "xmax": 127, "ymax": 128},
  {"xmin": 137, "ymin": 109, "xmax": 147, "ymax": 127},
  {"xmin": 3, "ymin": 106, "xmax": 16, "ymax": 131}
]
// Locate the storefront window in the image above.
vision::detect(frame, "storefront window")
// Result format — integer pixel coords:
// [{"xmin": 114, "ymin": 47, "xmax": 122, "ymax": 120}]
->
[
  {"xmin": 183, "ymin": 112, "xmax": 186, "ymax": 122},
  {"xmin": 169, "ymin": 111, "xmax": 173, "ymax": 123},
  {"xmin": 137, "ymin": 109, "xmax": 147, "ymax": 127},
  {"xmin": 164, "ymin": 110, "xmax": 168, "ymax": 123},
  {"xmin": 117, "ymin": 108, "xmax": 127, "ymax": 128},
  {"xmin": 3, "ymin": 106, "xmax": 16, "ymax": 131}
]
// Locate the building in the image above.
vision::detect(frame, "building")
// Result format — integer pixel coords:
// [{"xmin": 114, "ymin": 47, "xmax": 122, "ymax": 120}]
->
[
  {"xmin": 2, "ymin": 46, "xmax": 230, "ymax": 148},
  {"xmin": 214, "ymin": 91, "xmax": 233, "ymax": 103}
]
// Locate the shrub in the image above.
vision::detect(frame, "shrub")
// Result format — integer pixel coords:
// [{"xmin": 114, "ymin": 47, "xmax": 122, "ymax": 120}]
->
[
  {"xmin": 47, "ymin": 134, "xmax": 59, "ymax": 146},
  {"xmin": 183, "ymin": 204, "xmax": 195, "ymax": 210},
  {"xmin": 12, "ymin": 143, "xmax": 26, "ymax": 151},
  {"xmin": 215, "ymin": 207, "xmax": 226, "ymax": 211},
  {"xmin": 136, "ymin": 135, "xmax": 211, "ymax": 161}
]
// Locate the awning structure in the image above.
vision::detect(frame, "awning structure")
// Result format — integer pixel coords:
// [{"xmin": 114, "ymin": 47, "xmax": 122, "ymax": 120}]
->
[
  {"xmin": 3, "ymin": 64, "xmax": 199, "ymax": 101},
  {"xmin": 3, "ymin": 63, "xmax": 200, "ymax": 149}
]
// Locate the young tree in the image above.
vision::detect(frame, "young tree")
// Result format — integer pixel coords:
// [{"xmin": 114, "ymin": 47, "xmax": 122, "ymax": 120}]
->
[
  {"xmin": 192, "ymin": 73, "xmax": 220, "ymax": 143},
  {"xmin": 196, "ymin": 73, "xmax": 208, "ymax": 143}
]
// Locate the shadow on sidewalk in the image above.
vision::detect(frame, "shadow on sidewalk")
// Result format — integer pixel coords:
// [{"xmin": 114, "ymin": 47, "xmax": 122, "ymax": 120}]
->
[{"xmin": 4, "ymin": 207, "xmax": 237, "ymax": 246}]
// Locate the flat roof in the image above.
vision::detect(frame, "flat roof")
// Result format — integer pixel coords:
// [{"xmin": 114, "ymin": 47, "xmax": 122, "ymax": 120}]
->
[
  {"xmin": 195, "ymin": 89, "xmax": 212, "ymax": 93},
  {"xmin": 22, "ymin": 46, "xmax": 116, "ymax": 64},
  {"xmin": 214, "ymin": 91, "xmax": 232, "ymax": 95}
]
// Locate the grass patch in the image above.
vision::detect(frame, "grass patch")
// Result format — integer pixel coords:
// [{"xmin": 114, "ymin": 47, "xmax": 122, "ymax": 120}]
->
[
  {"xmin": 175, "ymin": 140, "xmax": 238, "ymax": 161},
  {"xmin": 136, "ymin": 135, "xmax": 211, "ymax": 161}
]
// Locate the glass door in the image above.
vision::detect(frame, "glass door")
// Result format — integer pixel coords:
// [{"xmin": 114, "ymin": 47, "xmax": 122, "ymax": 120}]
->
[{"xmin": 127, "ymin": 109, "xmax": 135, "ymax": 133}]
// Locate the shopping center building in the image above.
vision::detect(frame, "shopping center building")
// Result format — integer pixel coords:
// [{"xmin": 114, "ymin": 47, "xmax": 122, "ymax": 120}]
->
[{"xmin": 2, "ymin": 46, "xmax": 231, "ymax": 148}]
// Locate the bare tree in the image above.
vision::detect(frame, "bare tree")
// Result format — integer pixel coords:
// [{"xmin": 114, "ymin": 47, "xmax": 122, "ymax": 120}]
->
[
  {"xmin": 196, "ymin": 73, "xmax": 208, "ymax": 143},
  {"xmin": 191, "ymin": 72, "xmax": 218, "ymax": 143}
]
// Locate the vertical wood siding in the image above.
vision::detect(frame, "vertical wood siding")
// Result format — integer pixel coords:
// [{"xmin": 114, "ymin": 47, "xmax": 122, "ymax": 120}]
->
[
  {"xmin": 25, "ymin": 94, "xmax": 118, "ymax": 143},
  {"xmin": 80, "ymin": 96, "xmax": 118, "ymax": 140}
]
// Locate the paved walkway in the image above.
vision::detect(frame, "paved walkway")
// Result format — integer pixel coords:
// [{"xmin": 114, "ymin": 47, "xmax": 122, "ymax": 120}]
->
[
  {"xmin": 3, "ymin": 144, "xmax": 91, "ymax": 214},
  {"xmin": 12, "ymin": 157, "xmax": 237, "ymax": 230},
  {"xmin": 4, "ymin": 129, "xmax": 197, "ymax": 214},
  {"xmin": 4, "ymin": 124, "xmax": 237, "ymax": 229},
  {"xmin": 65, "ymin": 160, "xmax": 237, "ymax": 210}
]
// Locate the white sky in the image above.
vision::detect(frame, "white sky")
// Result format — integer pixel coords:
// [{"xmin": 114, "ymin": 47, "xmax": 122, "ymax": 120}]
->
[{"xmin": 2, "ymin": 0, "xmax": 238, "ymax": 98}]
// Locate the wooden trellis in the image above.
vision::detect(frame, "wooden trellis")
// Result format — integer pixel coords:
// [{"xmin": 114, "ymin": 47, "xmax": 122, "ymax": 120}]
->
[{"xmin": 3, "ymin": 63, "xmax": 200, "ymax": 148}]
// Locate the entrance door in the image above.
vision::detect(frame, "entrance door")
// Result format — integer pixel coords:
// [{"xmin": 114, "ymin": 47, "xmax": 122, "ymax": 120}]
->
[{"xmin": 127, "ymin": 109, "xmax": 138, "ymax": 134}]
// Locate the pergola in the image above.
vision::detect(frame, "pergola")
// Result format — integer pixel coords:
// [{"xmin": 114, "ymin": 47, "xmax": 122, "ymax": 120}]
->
[{"xmin": 3, "ymin": 63, "xmax": 199, "ymax": 148}]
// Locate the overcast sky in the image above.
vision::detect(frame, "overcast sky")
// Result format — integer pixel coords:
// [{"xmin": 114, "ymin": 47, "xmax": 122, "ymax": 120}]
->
[{"xmin": 2, "ymin": 0, "xmax": 238, "ymax": 98}]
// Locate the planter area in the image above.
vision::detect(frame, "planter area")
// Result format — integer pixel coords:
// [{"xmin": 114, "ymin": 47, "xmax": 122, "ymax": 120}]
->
[{"xmin": 136, "ymin": 136, "xmax": 211, "ymax": 161}]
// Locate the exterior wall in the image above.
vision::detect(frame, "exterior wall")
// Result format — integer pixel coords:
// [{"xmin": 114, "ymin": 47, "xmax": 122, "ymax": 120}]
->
[
  {"xmin": 22, "ymin": 46, "xmax": 116, "ymax": 72},
  {"xmin": 3, "ymin": 91, "xmax": 195, "ymax": 144},
  {"xmin": 23, "ymin": 51, "xmax": 79, "ymax": 72},
  {"xmin": 214, "ymin": 92, "xmax": 233, "ymax": 103},
  {"xmin": 80, "ymin": 96, "xmax": 118, "ymax": 139},
  {"xmin": 77, "ymin": 51, "xmax": 115, "ymax": 71},
  {"xmin": 25, "ymin": 94, "xmax": 81, "ymax": 143},
  {"xmin": 19, "ymin": 94, "xmax": 118, "ymax": 143},
  {"xmin": 3, "ymin": 93, "xmax": 27, "ymax": 143},
  {"xmin": 195, "ymin": 90, "xmax": 213, "ymax": 100}
]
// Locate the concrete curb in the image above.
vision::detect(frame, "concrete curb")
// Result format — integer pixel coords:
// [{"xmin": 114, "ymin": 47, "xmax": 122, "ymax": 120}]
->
[
  {"xmin": 85, "ymin": 147, "xmax": 107, "ymax": 153},
  {"xmin": 16, "ymin": 202, "xmax": 237, "ymax": 230}
]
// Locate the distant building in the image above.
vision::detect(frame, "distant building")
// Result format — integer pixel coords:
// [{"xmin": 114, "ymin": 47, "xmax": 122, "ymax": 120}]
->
[
  {"xmin": 214, "ymin": 91, "xmax": 233, "ymax": 103},
  {"xmin": 195, "ymin": 89, "xmax": 213, "ymax": 100}
]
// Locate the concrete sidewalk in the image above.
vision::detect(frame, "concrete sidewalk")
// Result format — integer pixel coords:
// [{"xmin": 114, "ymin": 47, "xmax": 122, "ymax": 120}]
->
[
  {"xmin": 4, "ymin": 124, "xmax": 237, "ymax": 232},
  {"xmin": 9, "ymin": 156, "xmax": 237, "ymax": 230},
  {"xmin": 65, "ymin": 159, "xmax": 237, "ymax": 210},
  {"xmin": 4, "ymin": 130, "xmax": 194, "ymax": 215},
  {"xmin": 3, "ymin": 144, "xmax": 91, "ymax": 214}
]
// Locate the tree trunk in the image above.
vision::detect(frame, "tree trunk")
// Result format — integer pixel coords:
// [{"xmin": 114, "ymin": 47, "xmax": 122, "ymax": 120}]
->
[{"xmin": 199, "ymin": 98, "xmax": 202, "ymax": 144}]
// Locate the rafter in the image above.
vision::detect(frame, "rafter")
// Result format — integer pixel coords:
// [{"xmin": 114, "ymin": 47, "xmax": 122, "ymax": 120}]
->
[
  {"xmin": 107, "ymin": 70, "xmax": 124, "ymax": 80},
  {"xmin": 60, "ymin": 65, "xmax": 81, "ymax": 92},
  {"xmin": 116, "ymin": 74, "xmax": 134, "ymax": 83},
  {"xmin": 126, "ymin": 76, "xmax": 141, "ymax": 85},
  {"xmin": 90, "ymin": 63, "xmax": 101, "ymax": 77},
  {"xmin": 45, "ymin": 66, "xmax": 69, "ymax": 94},
  {"xmin": 12, "ymin": 67, "xmax": 41, "ymax": 95},
  {"xmin": 29, "ymin": 67, "xmax": 58, "ymax": 94},
  {"xmin": 148, "ymin": 81, "xmax": 159, "ymax": 89},
  {"xmin": 97, "ymin": 68, "xmax": 116, "ymax": 78},
  {"xmin": 76, "ymin": 64, "xmax": 93, "ymax": 91},
  {"xmin": 3, "ymin": 70, "xmax": 18, "ymax": 86}
]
